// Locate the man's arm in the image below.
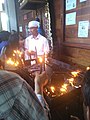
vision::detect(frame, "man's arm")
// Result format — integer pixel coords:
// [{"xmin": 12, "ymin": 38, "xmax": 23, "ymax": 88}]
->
[
  {"xmin": 35, "ymin": 72, "xmax": 50, "ymax": 116},
  {"xmin": 35, "ymin": 71, "xmax": 48, "ymax": 95},
  {"xmin": 12, "ymin": 71, "xmax": 49, "ymax": 120}
]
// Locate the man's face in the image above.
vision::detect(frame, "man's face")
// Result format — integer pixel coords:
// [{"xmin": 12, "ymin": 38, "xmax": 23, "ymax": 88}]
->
[{"xmin": 29, "ymin": 27, "xmax": 38, "ymax": 36}]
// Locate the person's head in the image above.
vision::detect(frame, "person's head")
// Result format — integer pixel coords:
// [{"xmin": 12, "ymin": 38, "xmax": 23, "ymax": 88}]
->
[
  {"xmin": 19, "ymin": 34, "xmax": 25, "ymax": 47},
  {"xmin": 8, "ymin": 32, "xmax": 19, "ymax": 47},
  {"xmin": 5, "ymin": 32, "xmax": 19, "ymax": 57},
  {"xmin": 28, "ymin": 21, "xmax": 39, "ymax": 36},
  {"xmin": 0, "ymin": 31, "xmax": 10, "ymax": 42}
]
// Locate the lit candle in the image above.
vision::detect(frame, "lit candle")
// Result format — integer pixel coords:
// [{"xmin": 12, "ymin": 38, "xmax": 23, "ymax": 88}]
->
[
  {"xmin": 35, "ymin": 46, "xmax": 37, "ymax": 64},
  {"xmin": 29, "ymin": 50, "xmax": 31, "ymax": 60},
  {"xmin": 43, "ymin": 52, "xmax": 45, "ymax": 71},
  {"xmin": 40, "ymin": 63, "xmax": 42, "ymax": 74},
  {"xmin": 39, "ymin": 57, "xmax": 43, "ymax": 73}
]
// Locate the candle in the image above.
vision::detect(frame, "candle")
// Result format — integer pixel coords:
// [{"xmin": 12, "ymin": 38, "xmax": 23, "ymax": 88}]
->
[
  {"xmin": 35, "ymin": 46, "xmax": 37, "ymax": 64},
  {"xmin": 40, "ymin": 62, "xmax": 42, "ymax": 74},
  {"xmin": 43, "ymin": 53, "xmax": 45, "ymax": 71},
  {"xmin": 38, "ymin": 57, "xmax": 43, "ymax": 73}
]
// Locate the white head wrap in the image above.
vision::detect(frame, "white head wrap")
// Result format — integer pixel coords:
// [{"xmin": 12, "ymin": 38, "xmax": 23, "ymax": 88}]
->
[{"xmin": 28, "ymin": 21, "xmax": 39, "ymax": 28}]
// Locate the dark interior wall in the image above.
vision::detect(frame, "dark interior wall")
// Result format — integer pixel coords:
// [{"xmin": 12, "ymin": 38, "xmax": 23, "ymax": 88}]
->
[
  {"xmin": 62, "ymin": 46, "xmax": 90, "ymax": 68},
  {"xmin": 48, "ymin": 0, "xmax": 64, "ymax": 60}
]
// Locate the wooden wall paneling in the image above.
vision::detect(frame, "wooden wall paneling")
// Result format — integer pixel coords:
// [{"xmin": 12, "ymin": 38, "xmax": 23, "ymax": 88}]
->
[
  {"xmin": 59, "ymin": 0, "xmax": 90, "ymax": 68},
  {"xmin": 52, "ymin": 0, "xmax": 90, "ymax": 68},
  {"xmin": 65, "ymin": 0, "xmax": 90, "ymax": 46},
  {"xmin": 53, "ymin": 0, "xmax": 65, "ymax": 59},
  {"xmin": 61, "ymin": 46, "xmax": 90, "ymax": 68},
  {"xmin": 50, "ymin": 0, "xmax": 61, "ymax": 59}
]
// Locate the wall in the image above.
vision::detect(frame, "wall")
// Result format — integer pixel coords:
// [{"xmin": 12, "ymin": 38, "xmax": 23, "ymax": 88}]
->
[
  {"xmin": 50, "ymin": 0, "xmax": 63, "ymax": 59},
  {"xmin": 53, "ymin": 0, "xmax": 90, "ymax": 68}
]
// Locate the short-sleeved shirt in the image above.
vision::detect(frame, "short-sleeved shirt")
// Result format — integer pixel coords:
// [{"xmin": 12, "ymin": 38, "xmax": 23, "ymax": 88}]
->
[{"xmin": 25, "ymin": 34, "xmax": 49, "ymax": 60}]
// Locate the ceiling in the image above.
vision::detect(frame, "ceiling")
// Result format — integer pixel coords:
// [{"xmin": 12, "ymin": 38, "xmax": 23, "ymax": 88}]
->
[{"xmin": 19, "ymin": 0, "xmax": 47, "ymax": 10}]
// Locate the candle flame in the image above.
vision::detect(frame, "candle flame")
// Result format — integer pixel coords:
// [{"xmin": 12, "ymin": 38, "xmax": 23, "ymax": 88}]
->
[
  {"xmin": 60, "ymin": 84, "xmax": 68, "ymax": 93},
  {"xmin": 6, "ymin": 58, "xmax": 19, "ymax": 67},
  {"xmin": 38, "ymin": 57, "xmax": 43, "ymax": 63},
  {"xmin": 67, "ymin": 78, "xmax": 74, "ymax": 86},
  {"xmin": 13, "ymin": 50, "xmax": 17, "ymax": 53},
  {"xmin": 6, "ymin": 58, "xmax": 14, "ymax": 65},
  {"xmin": 50, "ymin": 86, "xmax": 55, "ymax": 93},
  {"xmin": 86, "ymin": 67, "xmax": 90, "ymax": 70},
  {"xmin": 71, "ymin": 70, "xmax": 80, "ymax": 77},
  {"xmin": 5, "ymin": 49, "xmax": 24, "ymax": 69}
]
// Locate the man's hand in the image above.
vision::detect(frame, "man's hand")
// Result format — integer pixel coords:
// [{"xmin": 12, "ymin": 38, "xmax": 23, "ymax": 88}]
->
[
  {"xmin": 35, "ymin": 71, "xmax": 48, "ymax": 95},
  {"xmin": 26, "ymin": 50, "xmax": 36, "ymax": 56}
]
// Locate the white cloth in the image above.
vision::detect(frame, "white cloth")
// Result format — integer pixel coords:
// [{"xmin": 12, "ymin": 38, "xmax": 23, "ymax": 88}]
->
[
  {"xmin": 25, "ymin": 34, "xmax": 49, "ymax": 60},
  {"xmin": 28, "ymin": 21, "xmax": 39, "ymax": 28}
]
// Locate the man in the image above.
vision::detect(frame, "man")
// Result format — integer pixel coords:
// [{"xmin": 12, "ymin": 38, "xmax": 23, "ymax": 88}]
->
[
  {"xmin": 0, "ymin": 70, "xmax": 49, "ymax": 120},
  {"xmin": 25, "ymin": 20, "xmax": 49, "ymax": 61}
]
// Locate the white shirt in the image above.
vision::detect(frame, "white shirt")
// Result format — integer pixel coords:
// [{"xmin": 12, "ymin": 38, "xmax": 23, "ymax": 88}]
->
[{"xmin": 25, "ymin": 34, "xmax": 49, "ymax": 60}]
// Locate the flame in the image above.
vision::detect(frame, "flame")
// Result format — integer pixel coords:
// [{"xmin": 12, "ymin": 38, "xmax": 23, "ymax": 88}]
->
[
  {"xmin": 86, "ymin": 67, "xmax": 90, "ymax": 70},
  {"xmin": 71, "ymin": 70, "xmax": 80, "ymax": 77},
  {"xmin": 21, "ymin": 59, "xmax": 24, "ymax": 65},
  {"xmin": 14, "ymin": 61, "xmax": 19, "ymax": 66},
  {"xmin": 6, "ymin": 50, "xmax": 23, "ymax": 67},
  {"xmin": 13, "ymin": 50, "xmax": 17, "ymax": 54},
  {"xmin": 13, "ymin": 50, "xmax": 22, "ymax": 58},
  {"xmin": 28, "ymin": 50, "xmax": 31, "ymax": 53},
  {"xmin": 13, "ymin": 53, "xmax": 15, "ymax": 56},
  {"xmin": 50, "ymin": 86, "xmax": 55, "ymax": 93},
  {"xmin": 44, "ymin": 68, "xmax": 83, "ymax": 97},
  {"xmin": 67, "ymin": 78, "xmax": 74, "ymax": 86},
  {"xmin": 6, "ymin": 58, "xmax": 19, "ymax": 67},
  {"xmin": 38, "ymin": 57, "xmax": 43, "ymax": 63},
  {"xmin": 6, "ymin": 58, "xmax": 14, "ymax": 65},
  {"xmin": 60, "ymin": 84, "xmax": 68, "ymax": 93}
]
